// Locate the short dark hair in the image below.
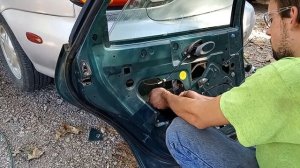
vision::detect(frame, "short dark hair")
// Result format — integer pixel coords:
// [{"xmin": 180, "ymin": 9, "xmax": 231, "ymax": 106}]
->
[{"xmin": 274, "ymin": 0, "xmax": 300, "ymax": 23}]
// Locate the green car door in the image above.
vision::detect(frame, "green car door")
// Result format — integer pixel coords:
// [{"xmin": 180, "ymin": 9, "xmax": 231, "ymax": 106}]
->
[{"xmin": 55, "ymin": 0, "xmax": 246, "ymax": 167}]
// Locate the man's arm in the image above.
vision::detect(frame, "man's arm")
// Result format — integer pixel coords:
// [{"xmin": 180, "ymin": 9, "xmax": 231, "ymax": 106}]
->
[{"xmin": 149, "ymin": 88, "xmax": 229, "ymax": 129}]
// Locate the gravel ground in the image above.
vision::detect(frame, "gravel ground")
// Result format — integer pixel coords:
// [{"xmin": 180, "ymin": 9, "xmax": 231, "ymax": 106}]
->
[
  {"xmin": 0, "ymin": 3, "xmax": 270, "ymax": 168},
  {"xmin": 0, "ymin": 72, "xmax": 137, "ymax": 168},
  {"xmin": 244, "ymin": 3, "xmax": 274, "ymax": 69}
]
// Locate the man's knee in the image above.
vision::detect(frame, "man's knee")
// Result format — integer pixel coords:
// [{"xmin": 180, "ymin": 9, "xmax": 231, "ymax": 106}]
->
[
  {"xmin": 166, "ymin": 117, "xmax": 194, "ymax": 150},
  {"xmin": 166, "ymin": 117, "xmax": 216, "ymax": 152},
  {"xmin": 166, "ymin": 118, "xmax": 213, "ymax": 167},
  {"xmin": 165, "ymin": 117, "xmax": 189, "ymax": 160},
  {"xmin": 166, "ymin": 117, "xmax": 185, "ymax": 142}
]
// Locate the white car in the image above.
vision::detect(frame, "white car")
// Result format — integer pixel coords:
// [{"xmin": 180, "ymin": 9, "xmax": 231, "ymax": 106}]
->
[
  {"xmin": 0, "ymin": 0, "xmax": 255, "ymax": 92},
  {"xmin": 0, "ymin": 0, "xmax": 82, "ymax": 91}
]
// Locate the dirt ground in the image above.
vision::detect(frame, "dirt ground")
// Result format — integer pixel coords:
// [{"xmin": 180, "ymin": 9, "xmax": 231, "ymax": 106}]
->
[{"xmin": 0, "ymin": 3, "xmax": 270, "ymax": 168}]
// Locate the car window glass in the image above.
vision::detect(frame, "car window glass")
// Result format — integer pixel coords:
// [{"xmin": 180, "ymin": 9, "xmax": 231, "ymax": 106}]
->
[{"xmin": 107, "ymin": 0, "xmax": 234, "ymax": 42}]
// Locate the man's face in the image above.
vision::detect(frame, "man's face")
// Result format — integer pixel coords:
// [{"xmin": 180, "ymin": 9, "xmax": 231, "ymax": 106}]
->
[{"xmin": 266, "ymin": 0, "xmax": 294, "ymax": 60}]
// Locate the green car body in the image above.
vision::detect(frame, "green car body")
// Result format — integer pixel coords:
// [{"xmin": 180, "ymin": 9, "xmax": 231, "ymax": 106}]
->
[{"xmin": 55, "ymin": 0, "xmax": 246, "ymax": 167}]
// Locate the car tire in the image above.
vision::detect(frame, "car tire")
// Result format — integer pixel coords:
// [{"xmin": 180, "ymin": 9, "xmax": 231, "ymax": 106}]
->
[{"xmin": 0, "ymin": 14, "xmax": 52, "ymax": 92}]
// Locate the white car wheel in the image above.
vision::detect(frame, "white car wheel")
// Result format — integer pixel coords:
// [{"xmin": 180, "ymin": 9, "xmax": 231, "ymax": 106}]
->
[{"xmin": 0, "ymin": 25, "xmax": 22, "ymax": 79}]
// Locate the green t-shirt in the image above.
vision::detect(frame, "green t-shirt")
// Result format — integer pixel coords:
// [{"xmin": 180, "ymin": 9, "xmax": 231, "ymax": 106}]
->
[{"xmin": 220, "ymin": 57, "xmax": 300, "ymax": 168}]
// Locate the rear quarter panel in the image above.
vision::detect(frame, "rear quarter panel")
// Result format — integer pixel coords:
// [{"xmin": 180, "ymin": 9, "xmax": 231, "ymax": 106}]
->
[
  {"xmin": 1, "ymin": 9, "xmax": 77, "ymax": 77},
  {"xmin": 0, "ymin": 0, "xmax": 78, "ymax": 77}
]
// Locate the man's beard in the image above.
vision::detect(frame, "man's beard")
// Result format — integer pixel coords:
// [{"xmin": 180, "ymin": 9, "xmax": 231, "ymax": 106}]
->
[
  {"xmin": 272, "ymin": 23, "xmax": 294, "ymax": 61},
  {"xmin": 272, "ymin": 48, "xmax": 293, "ymax": 61}
]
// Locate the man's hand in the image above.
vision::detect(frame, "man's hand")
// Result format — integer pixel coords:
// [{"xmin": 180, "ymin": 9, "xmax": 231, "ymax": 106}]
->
[
  {"xmin": 149, "ymin": 88, "xmax": 171, "ymax": 109},
  {"xmin": 149, "ymin": 88, "xmax": 228, "ymax": 128},
  {"xmin": 180, "ymin": 90, "xmax": 213, "ymax": 101}
]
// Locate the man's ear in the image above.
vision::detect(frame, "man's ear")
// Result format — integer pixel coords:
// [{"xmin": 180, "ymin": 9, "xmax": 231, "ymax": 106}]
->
[{"xmin": 290, "ymin": 6, "xmax": 299, "ymax": 25}]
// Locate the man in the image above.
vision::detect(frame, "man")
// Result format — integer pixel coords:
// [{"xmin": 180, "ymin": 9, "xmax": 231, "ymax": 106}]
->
[{"xmin": 149, "ymin": 0, "xmax": 300, "ymax": 167}]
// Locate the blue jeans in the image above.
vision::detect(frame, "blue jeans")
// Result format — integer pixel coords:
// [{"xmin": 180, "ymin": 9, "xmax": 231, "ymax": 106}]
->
[{"xmin": 166, "ymin": 117, "xmax": 259, "ymax": 168}]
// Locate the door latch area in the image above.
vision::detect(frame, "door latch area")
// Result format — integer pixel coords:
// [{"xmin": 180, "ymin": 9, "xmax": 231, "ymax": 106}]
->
[{"xmin": 80, "ymin": 61, "xmax": 92, "ymax": 86}]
